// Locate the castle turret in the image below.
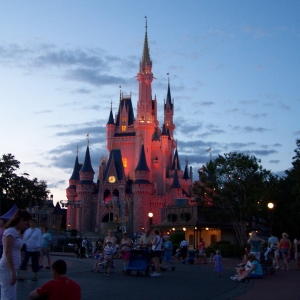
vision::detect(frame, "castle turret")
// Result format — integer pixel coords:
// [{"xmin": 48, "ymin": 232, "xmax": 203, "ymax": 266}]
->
[
  {"xmin": 66, "ymin": 150, "xmax": 81, "ymax": 229},
  {"xmin": 164, "ymin": 79, "xmax": 175, "ymax": 139},
  {"xmin": 77, "ymin": 145, "xmax": 95, "ymax": 232},
  {"xmin": 132, "ymin": 144, "xmax": 152, "ymax": 232},
  {"xmin": 106, "ymin": 103, "xmax": 115, "ymax": 152}
]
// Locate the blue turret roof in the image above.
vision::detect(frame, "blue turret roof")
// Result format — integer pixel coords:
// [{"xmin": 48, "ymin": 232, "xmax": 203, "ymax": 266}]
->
[
  {"xmin": 161, "ymin": 124, "xmax": 168, "ymax": 136},
  {"xmin": 115, "ymin": 97, "xmax": 135, "ymax": 126},
  {"xmin": 69, "ymin": 154, "xmax": 82, "ymax": 180},
  {"xmin": 135, "ymin": 144, "xmax": 150, "ymax": 171},
  {"xmin": 171, "ymin": 169, "xmax": 181, "ymax": 189},
  {"xmin": 171, "ymin": 148, "xmax": 181, "ymax": 171},
  {"xmin": 183, "ymin": 163, "xmax": 190, "ymax": 180},
  {"xmin": 107, "ymin": 107, "xmax": 114, "ymax": 125},
  {"xmin": 80, "ymin": 146, "xmax": 94, "ymax": 173},
  {"xmin": 164, "ymin": 81, "xmax": 173, "ymax": 110}
]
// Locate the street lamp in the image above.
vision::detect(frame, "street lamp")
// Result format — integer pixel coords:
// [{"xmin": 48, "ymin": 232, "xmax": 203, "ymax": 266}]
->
[
  {"xmin": 267, "ymin": 202, "xmax": 274, "ymax": 234},
  {"xmin": 148, "ymin": 212, "xmax": 153, "ymax": 226}
]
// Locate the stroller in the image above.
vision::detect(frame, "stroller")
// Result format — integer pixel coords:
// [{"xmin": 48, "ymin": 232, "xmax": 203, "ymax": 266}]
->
[
  {"xmin": 182, "ymin": 250, "xmax": 196, "ymax": 264},
  {"xmin": 260, "ymin": 247, "xmax": 276, "ymax": 275},
  {"xmin": 125, "ymin": 249, "xmax": 151, "ymax": 276}
]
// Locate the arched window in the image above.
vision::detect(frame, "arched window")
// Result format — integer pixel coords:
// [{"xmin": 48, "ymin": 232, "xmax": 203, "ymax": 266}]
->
[{"xmin": 122, "ymin": 157, "xmax": 127, "ymax": 168}]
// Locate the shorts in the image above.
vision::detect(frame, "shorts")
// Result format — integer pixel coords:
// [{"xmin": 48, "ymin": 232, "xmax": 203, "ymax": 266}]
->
[
  {"xmin": 122, "ymin": 251, "xmax": 130, "ymax": 260},
  {"xmin": 281, "ymin": 248, "xmax": 289, "ymax": 256},
  {"xmin": 163, "ymin": 252, "xmax": 172, "ymax": 263}
]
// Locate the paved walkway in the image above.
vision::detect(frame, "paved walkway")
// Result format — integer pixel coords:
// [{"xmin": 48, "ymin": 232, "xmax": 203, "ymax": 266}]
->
[{"xmin": 16, "ymin": 253, "xmax": 300, "ymax": 300}]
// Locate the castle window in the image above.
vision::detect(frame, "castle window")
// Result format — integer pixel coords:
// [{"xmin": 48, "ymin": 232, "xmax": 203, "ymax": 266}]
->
[
  {"xmin": 121, "ymin": 125, "xmax": 126, "ymax": 132},
  {"xmin": 122, "ymin": 117, "xmax": 126, "ymax": 122},
  {"xmin": 122, "ymin": 157, "xmax": 127, "ymax": 168}
]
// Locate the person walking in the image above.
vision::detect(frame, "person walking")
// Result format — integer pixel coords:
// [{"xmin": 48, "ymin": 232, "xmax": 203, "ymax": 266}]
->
[
  {"xmin": 39, "ymin": 226, "xmax": 52, "ymax": 270},
  {"xmin": 213, "ymin": 250, "xmax": 223, "ymax": 277},
  {"xmin": 180, "ymin": 238, "xmax": 188, "ymax": 260},
  {"xmin": 247, "ymin": 231, "xmax": 265, "ymax": 261},
  {"xmin": 279, "ymin": 232, "xmax": 291, "ymax": 270},
  {"xmin": 151, "ymin": 228, "xmax": 163, "ymax": 277},
  {"xmin": 0, "ymin": 209, "xmax": 32, "ymax": 300},
  {"xmin": 28, "ymin": 259, "xmax": 81, "ymax": 300},
  {"xmin": 119, "ymin": 232, "xmax": 132, "ymax": 271},
  {"xmin": 19, "ymin": 219, "xmax": 42, "ymax": 281}
]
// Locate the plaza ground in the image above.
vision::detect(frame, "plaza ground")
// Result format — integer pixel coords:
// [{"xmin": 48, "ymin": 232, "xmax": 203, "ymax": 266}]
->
[{"xmin": 17, "ymin": 253, "xmax": 300, "ymax": 300}]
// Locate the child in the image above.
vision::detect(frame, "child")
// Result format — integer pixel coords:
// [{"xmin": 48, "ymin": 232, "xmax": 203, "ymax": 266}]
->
[
  {"xmin": 161, "ymin": 236, "xmax": 175, "ymax": 271},
  {"xmin": 103, "ymin": 241, "xmax": 114, "ymax": 276},
  {"xmin": 213, "ymin": 250, "xmax": 223, "ymax": 276},
  {"xmin": 91, "ymin": 251, "xmax": 105, "ymax": 273}
]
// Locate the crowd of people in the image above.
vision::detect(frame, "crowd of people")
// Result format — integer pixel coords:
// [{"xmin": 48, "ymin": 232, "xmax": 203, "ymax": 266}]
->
[{"xmin": 1, "ymin": 208, "xmax": 299, "ymax": 299}]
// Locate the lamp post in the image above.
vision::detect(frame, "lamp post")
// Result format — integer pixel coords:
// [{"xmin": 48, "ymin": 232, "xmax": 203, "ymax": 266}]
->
[
  {"xmin": 148, "ymin": 212, "xmax": 153, "ymax": 227},
  {"xmin": 267, "ymin": 202, "xmax": 274, "ymax": 234}
]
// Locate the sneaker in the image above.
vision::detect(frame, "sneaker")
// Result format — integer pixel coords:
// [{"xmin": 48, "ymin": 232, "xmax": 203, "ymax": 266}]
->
[
  {"xmin": 151, "ymin": 272, "xmax": 158, "ymax": 277},
  {"xmin": 156, "ymin": 273, "xmax": 161, "ymax": 277},
  {"xmin": 106, "ymin": 273, "xmax": 110, "ymax": 277},
  {"xmin": 275, "ymin": 266, "xmax": 279, "ymax": 269}
]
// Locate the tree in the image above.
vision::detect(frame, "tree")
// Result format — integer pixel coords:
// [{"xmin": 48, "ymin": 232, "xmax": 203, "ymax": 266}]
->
[
  {"xmin": 0, "ymin": 153, "xmax": 49, "ymax": 213},
  {"xmin": 193, "ymin": 152, "xmax": 272, "ymax": 246},
  {"xmin": 273, "ymin": 139, "xmax": 300, "ymax": 239}
]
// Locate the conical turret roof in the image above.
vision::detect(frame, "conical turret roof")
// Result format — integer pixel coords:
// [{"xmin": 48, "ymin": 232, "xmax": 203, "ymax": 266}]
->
[
  {"xmin": 171, "ymin": 148, "xmax": 181, "ymax": 171},
  {"xmin": 80, "ymin": 146, "xmax": 94, "ymax": 173},
  {"xmin": 135, "ymin": 144, "xmax": 150, "ymax": 171},
  {"xmin": 171, "ymin": 169, "xmax": 181, "ymax": 189},
  {"xmin": 69, "ymin": 153, "xmax": 81, "ymax": 180}
]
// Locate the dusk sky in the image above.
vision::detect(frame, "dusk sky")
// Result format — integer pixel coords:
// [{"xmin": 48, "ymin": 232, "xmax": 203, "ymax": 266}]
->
[{"xmin": 0, "ymin": 1, "xmax": 299, "ymax": 204}]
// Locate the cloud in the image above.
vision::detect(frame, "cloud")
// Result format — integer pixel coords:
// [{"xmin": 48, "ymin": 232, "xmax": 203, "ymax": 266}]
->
[
  {"xmin": 72, "ymin": 88, "xmax": 92, "ymax": 94},
  {"xmin": 269, "ymin": 160, "xmax": 280, "ymax": 164},
  {"xmin": 230, "ymin": 125, "xmax": 269, "ymax": 133},
  {"xmin": 34, "ymin": 109, "xmax": 53, "ymax": 114},
  {"xmin": 48, "ymin": 180, "xmax": 66, "ymax": 189}
]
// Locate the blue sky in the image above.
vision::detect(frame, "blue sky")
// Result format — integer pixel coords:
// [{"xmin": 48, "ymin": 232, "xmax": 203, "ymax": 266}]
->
[{"xmin": 0, "ymin": 0, "xmax": 299, "ymax": 204}]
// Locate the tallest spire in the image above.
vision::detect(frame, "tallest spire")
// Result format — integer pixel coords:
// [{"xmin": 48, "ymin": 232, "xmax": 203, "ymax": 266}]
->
[{"xmin": 141, "ymin": 16, "xmax": 151, "ymax": 65}]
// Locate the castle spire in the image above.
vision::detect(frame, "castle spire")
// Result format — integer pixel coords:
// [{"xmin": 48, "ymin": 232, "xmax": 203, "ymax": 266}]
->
[
  {"xmin": 107, "ymin": 101, "xmax": 114, "ymax": 125},
  {"xmin": 141, "ymin": 16, "xmax": 151, "ymax": 64}
]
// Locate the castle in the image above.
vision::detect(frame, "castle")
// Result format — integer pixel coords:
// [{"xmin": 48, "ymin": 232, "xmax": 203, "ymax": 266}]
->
[{"xmin": 66, "ymin": 22, "xmax": 194, "ymax": 235}]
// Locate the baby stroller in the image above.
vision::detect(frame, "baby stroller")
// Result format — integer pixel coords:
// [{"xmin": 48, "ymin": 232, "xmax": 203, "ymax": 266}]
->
[
  {"xmin": 182, "ymin": 250, "xmax": 196, "ymax": 264},
  {"xmin": 260, "ymin": 247, "xmax": 276, "ymax": 275},
  {"xmin": 125, "ymin": 249, "xmax": 150, "ymax": 276}
]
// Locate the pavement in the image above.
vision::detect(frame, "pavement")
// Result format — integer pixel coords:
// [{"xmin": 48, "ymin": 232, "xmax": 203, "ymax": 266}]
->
[{"xmin": 16, "ymin": 252, "xmax": 300, "ymax": 300}]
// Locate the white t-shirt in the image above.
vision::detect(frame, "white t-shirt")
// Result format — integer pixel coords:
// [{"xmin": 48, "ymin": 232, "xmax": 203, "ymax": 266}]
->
[
  {"xmin": 22, "ymin": 227, "xmax": 42, "ymax": 252},
  {"xmin": 0, "ymin": 227, "xmax": 23, "ymax": 270}
]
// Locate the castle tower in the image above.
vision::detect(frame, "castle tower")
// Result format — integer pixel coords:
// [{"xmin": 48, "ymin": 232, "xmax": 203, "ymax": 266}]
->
[
  {"xmin": 66, "ymin": 149, "xmax": 81, "ymax": 229},
  {"xmin": 134, "ymin": 19, "xmax": 157, "ymax": 171},
  {"xmin": 77, "ymin": 145, "xmax": 95, "ymax": 232},
  {"xmin": 106, "ymin": 102, "xmax": 115, "ymax": 152},
  {"xmin": 132, "ymin": 144, "xmax": 152, "ymax": 231}
]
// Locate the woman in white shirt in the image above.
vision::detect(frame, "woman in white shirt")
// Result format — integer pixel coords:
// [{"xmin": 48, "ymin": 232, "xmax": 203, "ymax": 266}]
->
[{"xmin": 0, "ymin": 210, "xmax": 32, "ymax": 300}]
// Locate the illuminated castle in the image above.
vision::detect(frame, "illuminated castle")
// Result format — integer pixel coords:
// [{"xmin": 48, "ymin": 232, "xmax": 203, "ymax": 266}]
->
[{"xmin": 66, "ymin": 22, "xmax": 193, "ymax": 234}]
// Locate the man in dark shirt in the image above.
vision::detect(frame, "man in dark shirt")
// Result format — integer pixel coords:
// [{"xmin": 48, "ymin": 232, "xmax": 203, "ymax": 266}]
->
[{"xmin": 28, "ymin": 259, "xmax": 81, "ymax": 300}]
